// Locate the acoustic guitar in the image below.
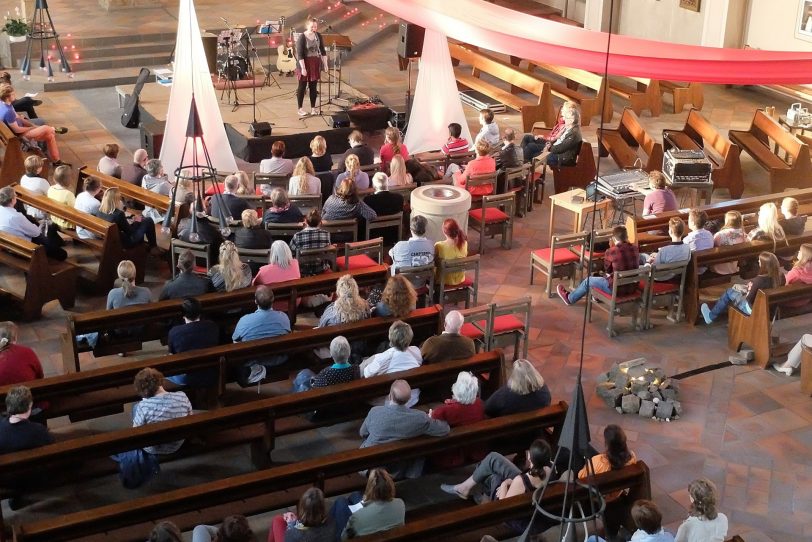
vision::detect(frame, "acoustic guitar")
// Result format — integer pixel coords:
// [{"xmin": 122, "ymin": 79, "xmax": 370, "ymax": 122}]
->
[{"xmin": 276, "ymin": 44, "xmax": 296, "ymax": 76}]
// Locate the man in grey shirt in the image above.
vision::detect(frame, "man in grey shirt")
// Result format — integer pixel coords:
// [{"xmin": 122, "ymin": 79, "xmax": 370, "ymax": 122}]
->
[
  {"xmin": 389, "ymin": 215, "xmax": 434, "ymax": 275},
  {"xmin": 643, "ymin": 217, "xmax": 691, "ymax": 281}
]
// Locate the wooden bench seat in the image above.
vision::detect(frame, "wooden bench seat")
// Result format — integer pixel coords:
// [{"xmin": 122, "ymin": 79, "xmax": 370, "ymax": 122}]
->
[
  {"xmin": 0, "ymin": 121, "xmax": 39, "ymax": 188},
  {"xmin": 0, "ymin": 232, "xmax": 77, "ymax": 320},
  {"xmin": 598, "ymin": 108, "xmax": 663, "ymax": 172},
  {"xmin": 608, "ymin": 76, "xmax": 661, "ymax": 117},
  {"xmin": 524, "ymin": 60, "xmax": 612, "ymax": 125},
  {"xmin": 729, "ymin": 109, "xmax": 812, "ymax": 193},
  {"xmin": 728, "ymin": 284, "xmax": 812, "ymax": 368},
  {"xmin": 660, "ymin": 81, "xmax": 704, "ymax": 113},
  {"xmin": 762, "ymin": 83, "xmax": 812, "ymax": 104},
  {"xmin": 62, "ymin": 264, "xmax": 390, "ymax": 371},
  {"xmin": 10, "ymin": 401, "xmax": 568, "ymax": 542}
]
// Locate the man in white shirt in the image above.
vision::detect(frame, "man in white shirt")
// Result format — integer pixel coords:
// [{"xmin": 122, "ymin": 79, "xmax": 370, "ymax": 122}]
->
[
  {"xmin": 18, "ymin": 155, "xmax": 49, "ymax": 220},
  {"xmin": 74, "ymin": 176, "xmax": 102, "ymax": 239},
  {"xmin": 389, "ymin": 215, "xmax": 434, "ymax": 278},
  {"xmin": 0, "ymin": 186, "xmax": 67, "ymax": 260},
  {"xmin": 361, "ymin": 321, "xmax": 423, "ymax": 406}
]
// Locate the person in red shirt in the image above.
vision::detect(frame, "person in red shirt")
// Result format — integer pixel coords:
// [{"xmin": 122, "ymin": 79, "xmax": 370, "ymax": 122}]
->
[
  {"xmin": 558, "ymin": 226, "xmax": 640, "ymax": 305},
  {"xmin": 0, "ymin": 322, "xmax": 44, "ymax": 387},
  {"xmin": 451, "ymin": 139, "xmax": 496, "ymax": 196},
  {"xmin": 429, "ymin": 371, "xmax": 486, "ymax": 468},
  {"xmin": 379, "ymin": 126, "xmax": 409, "ymax": 174}
]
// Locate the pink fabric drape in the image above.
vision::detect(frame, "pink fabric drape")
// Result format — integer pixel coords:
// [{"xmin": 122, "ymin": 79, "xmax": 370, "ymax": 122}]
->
[{"xmin": 367, "ymin": 0, "xmax": 812, "ymax": 84}]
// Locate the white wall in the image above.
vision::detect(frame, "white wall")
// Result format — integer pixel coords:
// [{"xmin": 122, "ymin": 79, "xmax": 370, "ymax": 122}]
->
[
  {"xmin": 745, "ymin": 0, "xmax": 812, "ymax": 51},
  {"xmin": 615, "ymin": 0, "xmax": 706, "ymax": 45}
]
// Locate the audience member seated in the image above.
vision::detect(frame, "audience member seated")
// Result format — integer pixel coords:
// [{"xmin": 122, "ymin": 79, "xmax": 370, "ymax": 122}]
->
[
  {"xmin": 535, "ymin": 107, "xmax": 583, "ymax": 168},
  {"xmin": 442, "ymin": 122, "xmax": 470, "ymax": 155},
  {"xmin": 233, "ymin": 171, "xmax": 253, "ymax": 195},
  {"xmin": 165, "ymin": 298, "xmax": 220, "ymax": 387},
  {"xmin": 748, "ymin": 202, "xmax": 786, "ymax": 248},
  {"xmin": 289, "ymin": 209, "xmax": 332, "ymax": 276},
  {"xmin": 74, "ymin": 175, "xmax": 102, "ymax": 239},
  {"xmin": 387, "ymin": 155, "xmax": 413, "ymax": 187},
  {"xmin": 380, "ymin": 126, "xmax": 409, "ymax": 174},
  {"xmin": 495, "ymin": 127, "xmax": 523, "ymax": 170},
  {"xmin": 0, "ymin": 71, "xmax": 42, "ymax": 120},
  {"xmin": 449, "ymin": 139, "xmax": 495, "ymax": 196},
  {"xmin": 288, "ymin": 157, "xmax": 321, "ymax": 196},
  {"xmin": 319, "ymin": 275, "xmax": 371, "ymax": 327},
  {"xmin": 174, "ymin": 177, "xmax": 195, "ymax": 207},
  {"xmin": 95, "ymin": 187, "xmax": 158, "ymax": 250},
  {"xmin": 147, "ymin": 522, "xmax": 183, "ymax": 542},
  {"xmin": 359, "ymin": 379, "xmax": 450, "ymax": 479},
  {"xmin": 579, "ymin": 424, "xmax": 638, "ymax": 540},
  {"xmin": 390, "ymin": 215, "xmax": 434, "ymax": 281},
  {"xmin": 259, "ymin": 140, "xmax": 294, "ymax": 176},
  {"xmin": 122, "ymin": 148, "xmax": 149, "ymax": 186},
  {"xmin": 234, "ymin": 209, "xmax": 273, "ymax": 253},
  {"xmin": 485, "ymin": 359, "xmax": 551, "ymax": 417},
  {"xmin": 643, "ymin": 217, "xmax": 691, "ymax": 281},
  {"xmin": 293, "ymin": 335, "xmax": 360, "ymax": 393},
  {"xmin": 253, "ymin": 240, "xmax": 301, "ymax": 286},
  {"xmin": 674, "ymin": 479, "xmax": 728, "ymax": 542},
  {"xmin": 588, "ymin": 499, "xmax": 675, "ymax": 542},
  {"xmin": 0, "ymin": 83, "xmax": 66, "ymax": 164},
  {"xmin": 558, "ymin": 225, "xmax": 639, "ymax": 305},
  {"xmin": 643, "ymin": 171, "xmax": 678, "ymax": 216},
  {"xmin": 373, "ymin": 275, "xmax": 416, "ymax": 318},
  {"xmin": 0, "ymin": 386, "xmax": 53, "ymax": 509},
  {"xmin": 420, "ymin": 310, "xmax": 477, "ymax": 363},
  {"xmin": 268, "ymin": 487, "xmax": 336, "ymax": 542},
  {"xmin": 365, "ymin": 173, "xmax": 403, "ymax": 245},
  {"xmin": 700, "ymin": 252, "xmax": 783, "ymax": 324},
  {"xmin": 712, "ymin": 211, "xmax": 747, "ymax": 275},
  {"xmin": 308, "ymin": 134, "xmax": 333, "ymax": 173},
  {"xmin": 331, "ymin": 468, "xmax": 405, "ymax": 540},
  {"xmin": 192, "ymin": 514, "xmax": 254, "ymax": 542},
  {"xmin": 429, "ymin": 371, "xmax": 486, "ymax": 469},
  {"xmin": 406, "ymin": 156, "xmax": 440, "ymax": 185},
  {"xmin": 232, "ymin": 286, "xmax": 291, "ymax": 382},
  {"xmin": 521, "ymin": 101, "xmax": 576, "ymax": 162},
  {"xmin": 108, "ymin": 259, "xmax": 151, "ymax": 308},
  {"xmin": 211, "ymin": 174, "xmax": 250, "ymax": 221},
  {"xmin": 337, "ymin": 130, "xmax": 375, "ymax": 173},
  {"xmin": 361, "ymin": 321, "xmax": 423, "ymax": 405},
  {"xmin": 323, "ymin": 178, "xmax": 377, "ymax": 227},
  {"xmin": 47, "ymin": 165, "xmax": 76, "ymax": 230},
  {"xmin": 780, "ymin": 196, "xmax": 806, "ymax": 235},
  {"xmin": 785, "ymin": 243, "xmax": 812, "ymax": 285},
  {"xmin": 98, "ymin": 143, "xmax": 122, "ymax": 178},
  {"xmin": 209, "ymin": 241, "xmax": 253, "ymax": 292},
  {"xmin": 773, "ymin": 334, "xmax": 811, "ymax": 376},
  {"xmin": 141, "ymin": 158, "xmax": 174, "ymax": 221},
  {"xmin": 19, "ymin": 155, "xmax": 49, "ymax": 220},
  {"xmin": 0, "ymin": 321, "xmax": 44, "ymax": 388},
  {"xmin": 681, "ymin": 209, "xmax": 714, "ymax": 273},
  {"xmin": 434, "ymin": 218, "xmax": 469, "ymax": 285},
  {"xmin": 0, "ymin": 186, "xmax": 66, "ymax": 260},
  {"xmin": 335, "ymin": 154, "xmax": 371, "ymax": 192},
  {"xmin": 160, "ymin": 249, "xmax": 213, "ymax": 300},
  {"xmin": 474, "ymin": 107, "xmax": 500, "ymax": 150},
  {"xmin": 263, "ymin": 187, "xmax": 304, "ymax": 225}
]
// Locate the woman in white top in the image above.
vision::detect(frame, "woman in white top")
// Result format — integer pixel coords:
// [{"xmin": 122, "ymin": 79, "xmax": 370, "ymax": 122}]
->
[
  {"xmin": 288, "ymin": 157, "xmax": 321, "ymax": 196},
  {"xmin": 141, "ymin": 159, "xmax": 173, "ymax": 221},
  {"xmin": 19, "ymin": 155, "xmax": 49, "ymax": 220},
  {"xmin": 674, "ymin": 478, "xmax": 728, "ymax": 542},
  {"xmin": 387, "ymin": 155, "xmax": 412, "ymax": 187},
  {"xmin": 360, "ymin": 320, "xmax": 422, "ymax": 406}
]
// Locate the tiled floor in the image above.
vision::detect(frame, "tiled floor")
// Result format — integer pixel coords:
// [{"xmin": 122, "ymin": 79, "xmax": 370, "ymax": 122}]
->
[{"xmin": 2, "ymin": 1, "xmax": 812, "ymax": 541}]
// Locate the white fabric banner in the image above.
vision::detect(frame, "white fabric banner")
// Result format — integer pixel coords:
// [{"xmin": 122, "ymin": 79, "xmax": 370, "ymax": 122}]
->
[
  {"xmin": 403, "ymin": 30, "xmax": 473, "ymax": 154},
  {"xmin": 160, "ymin": 0, "xmax": 237, "ymax": 178}
]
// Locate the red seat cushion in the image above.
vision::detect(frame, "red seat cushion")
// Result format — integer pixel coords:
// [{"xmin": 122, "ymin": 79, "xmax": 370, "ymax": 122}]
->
[
  {"xmin": 469, "ymin": 207, "xmax": 510, "ymax": 224},
  {"xmin": 593, "ymin": 288, "xmax": 642, "ymax": 303},
  {"xmin": 581, "ymin": 250, "xmax": 605, "ymax": 260},
  {"xmin": 641, "ymin": 280, "xmax": 679, "ymax": 295},
  {"xmin": 532, "ymin": 248, "xmax": 580, "ymax": 265},
  {"xmin": 336, "ymin": 254, "xmax": 378, "ymax": 271},
  {"xmin": 193, "ymin": 265, "xmax": 208, "ymax": 275},
  {"xmin": 493, "ymin": 314, "xmax": 524, "ymax": 334},
  {"xmin": 461, "ymin": 321, "xmax": 486, "ymax": 339},
  {"xmin": 444, "ymin": 276, "xmax": 474, "ymax": 290}
]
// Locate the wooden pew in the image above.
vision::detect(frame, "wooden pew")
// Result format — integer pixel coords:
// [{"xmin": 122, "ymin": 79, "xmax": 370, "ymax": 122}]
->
[
  {"xmin": 525, "ymin": 60, "xmax": 613, "ymax": 125},
  {"xmin": 0, "ymin": 122, "xmax": 34, "ymax": 188},
  {"xmin": 62, "ymin": 264, "xmax": 390, "ymax": 371},
  {"xmin": 663, "ymin": 108, "xmax": 744, "ymax": 198},
  {"xmin": 802, "ymin": 346, "xmax": 812, "ymax": 396},
  {"xmin": 761, "ymin": 83, "xmax": 812, "ymax": 105},
  {"xmin": 0, "ymin": 232, "xmax": 77, "ymax": 320},
  {"xmin": 12, "ymin": 184, "xmax": 147, "ymax": 293},
  {"xmin": 10, "ymin": 402, "xmax": 568, "ymax": 542},
  {"xmin": 355, "ymin": 462, "xmax": 651, "ymax": 542},
  {"xmin": 598, "ymin": 108, "xmax": 663, "ymax": 172},
  {"xmin": 727, "ymin": 284, "xmax": 812, "ymax": 368},
  {"xmin": 608, "ymin": 76, "xmax": 661, "ymax": 117},
  {"xmin": 660, "ymin": 81, "xmax": 704, "ymax": 113},
  {"xmin": 448, "ymin": 42, "xmax": 555, "ymax": 132},
  {"xmin": 532, "ymin": 126, "xmax": 596, "ymax": 194},
  {"xmin": 729, "ymin": 109, "xmax": 812, "ymax": 193}
]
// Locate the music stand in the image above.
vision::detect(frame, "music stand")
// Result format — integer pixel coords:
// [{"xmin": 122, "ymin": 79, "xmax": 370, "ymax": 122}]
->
[{"xmin": 258, "ymin": 18, "xmax": 284, "ymax": 89}]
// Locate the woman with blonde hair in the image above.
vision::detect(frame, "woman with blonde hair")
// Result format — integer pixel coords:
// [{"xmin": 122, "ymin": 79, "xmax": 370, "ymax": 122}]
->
[
  {"xmin": 451, "ymin": 138, "xmax": 495, "ymax": 196},
  {"xmin": 288, "ymin": 157, "xmax": 320, "ymax": 196},
  {"xmin": 786, "ymin": 243, "xmax": 812, "ymax": 284},
  {"xmin": 94, "ymin": 187, "xmax": 158, "ymax": 249},
  {"xmin": 701, "ymin": 251, "xmax": 784, "ymax": 324},
  {"xmin": 318, "ymin": 275, "xmax": 371, "ymax": 327},
  {"xmin": 233, "ymin": 171, "xmax": 253, "ymax": 195},
  {"xmin": 253, "ymin": 240, "xmax": 301, "ymax": 286},
  {"xmin": 334, "ymin": 154, "xmax": 370, "ymax": 191},
  {"xmin": 674, "ymin": 478, "xmax": 728, "ymax": 542},
  {"xmin": 107, "ymin": 260, "xmax": 151, "ymax": 309},
  {"xmin": 712, "ymin": 210, "xmax": 747, "ymax": 275},
  {"xmin": 748, "ymin": 202, "xmax": 787, "ymax": 247},
  {"xmin": 387, "ymin": 154, "xmax": 412, "ymax": 187},
  {"xmin": 484, "ymin": 359, "xmax": 551, "ymax": 417},
  {"xmin": 309, "ymin": 135, "xmax": 333, "ymax": 172},
  {"xmin": 234, "ymin": 209, "xmax": 273, "ymax": 264},
  {"xmin": 374, "ymin": 275, "xmax": 417, "ymax": 318},
  {"xmin": 380, "ymin": 126, "xmax": 409, "ymax": 174},
  {"xmin": 208, "ymin": 240, "xmax": 252, "ymax": 292}
]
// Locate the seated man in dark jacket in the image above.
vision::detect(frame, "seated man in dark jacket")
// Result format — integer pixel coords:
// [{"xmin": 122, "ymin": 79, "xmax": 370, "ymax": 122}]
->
[
  {"xmin": 364, "ymin": 173, "xmax": 404, "ymax": 245},
  {"xmin": 210, "ymin": 174, "xmax": 249, "ymax": 221},
  {"xmin": 160, "ymin": 249, "xmax": 213, "ymax": 300}
]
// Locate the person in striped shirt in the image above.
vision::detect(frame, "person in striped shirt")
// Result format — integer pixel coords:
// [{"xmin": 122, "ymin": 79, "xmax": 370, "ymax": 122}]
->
[
  {"xmin": 132, "ymin": 368, "xmax": 192, "ymax": 455},
  {"xmin": 441, "ymin": 123, "xmax": 470, "ymax": 155}
]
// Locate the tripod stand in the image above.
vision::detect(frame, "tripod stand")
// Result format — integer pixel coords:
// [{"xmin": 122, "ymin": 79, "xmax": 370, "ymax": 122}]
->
[
  {"xmin": 21, "ymin": 0, "xmax": 72, "ymax": 81},
  {"xmin": 219, "ymin": 64, "xmax": 242, "ymax": 111}
]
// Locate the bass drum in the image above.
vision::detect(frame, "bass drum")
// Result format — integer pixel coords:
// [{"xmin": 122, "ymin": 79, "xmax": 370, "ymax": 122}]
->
[{"xmin": 219, "ymin": 54, "xmax": 249, "ymax": 81}]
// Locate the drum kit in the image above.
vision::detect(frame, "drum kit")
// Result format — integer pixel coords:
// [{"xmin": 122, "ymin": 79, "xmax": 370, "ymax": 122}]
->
[{"xmin": 216, "ymin": 24, "xmax": 253, "ymax": 82}]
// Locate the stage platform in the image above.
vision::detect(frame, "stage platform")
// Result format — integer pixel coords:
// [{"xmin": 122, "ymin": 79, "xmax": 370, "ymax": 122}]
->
[{"xmin": 116, "ymin": 76, "xmax": 392, "ymax": 163}]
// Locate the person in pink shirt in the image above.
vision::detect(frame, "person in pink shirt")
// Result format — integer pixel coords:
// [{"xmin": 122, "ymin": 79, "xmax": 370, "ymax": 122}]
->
[
  {"xmin": 786, "ymin": 244, "xmax": 812, "ymax": 284},
  {"xmin": 642, "ymin": 171, "xmax": 678, "ymax": 216},
  {"xmin": 253, "ymin": 240, "xmax": 301, "ymax": 286},
  {"xmin": 379, "ymin": 127, "xmax": 409, "ymax": 174},
  {"xmin": 452, "ymin": 139, "xmax": 495, "ymax": 196}
]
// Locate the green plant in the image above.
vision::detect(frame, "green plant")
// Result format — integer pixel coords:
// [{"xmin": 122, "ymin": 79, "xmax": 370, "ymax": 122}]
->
[{"xmin": 3, "ymin": 10, "xmax": 29, "ymax": 37}]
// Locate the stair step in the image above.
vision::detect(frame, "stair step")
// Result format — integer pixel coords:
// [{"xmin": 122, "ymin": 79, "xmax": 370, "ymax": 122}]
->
[
  {"xmin": 71, "ymin": 52, "xmax": 172, "ymax": 72},
  {"xmin": 43, "ymin": 65, "xmax": 164, "ymax": 91}
]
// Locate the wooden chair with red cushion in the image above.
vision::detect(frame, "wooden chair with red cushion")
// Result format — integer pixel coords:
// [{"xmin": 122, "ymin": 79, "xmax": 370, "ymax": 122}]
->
[
  {"xmin": 458, "ymin": 303, "xmax": 493, "ymax": 353},
  {"xmin": 530, "ymin": 231, "xmax": 588, "ymax": 298},
  {"xmin": 364, "ymin": 212, "xmax": 403, "ymax": 247},
  {"xmin": 642, "ymin": 260, "xmax": 688, "ymax": 329},
  {"xmin": 395, "ymin": 263, "xmax": 435, "ymax": 308},
  {"xmin": 587, "ymin": 267, "xmax": 650, "ymax": 337},
  {"xmin": 490, "ymin": 296, "xmax": 532, "ymax": 360},
  {"xmin": 337, "ymin": 237, "xmax": 383, "ymax": 271},
  {"xmin": 468, "ymin": 192, "xmax": 516, "ymax": 255},
  {"xmin": 501, "ymin": 163, "xmax": 532, "ymax": 216},
  {"xmin": 296, "ymin": 245, "xmax": 337, "ymax": 274},
  {"xmin": 438, "ymin": 254, "xmax": 480, "ymax": 309},
  {"xmin": 466, "ymin": 172, "xmax": 498, "ymax": 210},
  {"xmin": 170, "ymin": 239, "xmax": 211, "ymax": 278}
]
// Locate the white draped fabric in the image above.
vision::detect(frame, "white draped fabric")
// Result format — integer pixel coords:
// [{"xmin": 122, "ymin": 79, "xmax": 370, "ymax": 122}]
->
[
  {"xmin": 160, "ymin": 0, "xmax": 237, "ymax": 178},
  {"xmin": 403, "ymin": 30, "xmax": 473, "ymax": 155}
]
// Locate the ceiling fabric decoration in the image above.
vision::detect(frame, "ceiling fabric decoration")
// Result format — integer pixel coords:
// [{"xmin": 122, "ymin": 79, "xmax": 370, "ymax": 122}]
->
[{"xmin": 366, "ymin": 0, "xmax": 812, "ymax": 84}]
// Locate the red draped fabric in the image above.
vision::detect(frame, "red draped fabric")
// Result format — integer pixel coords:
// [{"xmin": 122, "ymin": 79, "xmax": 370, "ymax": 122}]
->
[{"xmin": 367, "ymin": 0, "xmax": 812, "ymax": 84}]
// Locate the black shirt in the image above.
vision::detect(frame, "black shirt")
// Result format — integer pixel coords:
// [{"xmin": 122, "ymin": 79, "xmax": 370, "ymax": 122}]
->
[
  {"xmin": 264, "ymin": 206, "xmax": 304, "ymax": 225},
  {"xmin": 168, "ymin": 319, "xmax": 221, "ymax": 354},
  {"xmin": 159, "ymin": 271, "xmax": 213, "ymax": 300},
  {"xmin": 0, "ymin": 417, "xmax": 53, "ymax": 454},
  {"xmin": 310, "ymin": 154, "xmax": 334, "ymax": 173},
  {"xmin": 211, "ymin": 193, "xmax": 250, "ymax": 222},
  {"xmin": 780, "ymin": 215, "xmax": 807, "ymax": 236},
  {"xmin": 364, "ymin": 191, "xmax": 404, "ymax": 216},
  {"xmin": 336, "ymin": 145, "xmax": 375, "ymax": 173},
  {"xmin": 234, "ymin": 227, "xmax": 273, "ymax": 250},
  {"xmin": 484, "ymin": 385, "xmax": 552, "ymax": 418}
]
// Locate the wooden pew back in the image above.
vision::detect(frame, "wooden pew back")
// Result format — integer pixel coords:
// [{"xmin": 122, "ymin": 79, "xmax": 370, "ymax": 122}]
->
[
  {"xmin": 752, "ymin": 110, "xmax": 806, "ymax": 161},
  {"xmin": 0, "ymin": 121, "xmax": 30, "ymax": 187},
  {"xmin": 530, "ymin": 61, "xmax": 612, "ymax": 123}
]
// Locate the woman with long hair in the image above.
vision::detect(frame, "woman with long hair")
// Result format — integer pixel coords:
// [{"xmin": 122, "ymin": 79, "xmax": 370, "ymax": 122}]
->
[
  {"xmin": 674, "ymin": 479, "xmax": 728, "ymax": 542},
  {"xmin": 331, "ymin": 469, "xmax": 405, "ymax": 539},
  {"xmin": 434, "ymin": 218, "xmax": 468, "ymax": 286},
  {"xmin": 234, "ymin": 171, "xmax": 253, "ymax": 196},
  {"xmin": 95, "ymin": 187, "xmax": 158, "ymax": 250},
  {"xmin": 748, "ymin": 202, "xmax": 787, "ymax": 248},
  {"xmin": 107, "ymin": 260, "xmax": 151, "ymax": 309},
  {"xmin": 380, "ymin": 127, "xmax": 409, "ymax": 174},
  {"xmin": 374, "ymin": 275, "xmax": 417, "ymax": 318},
  {"xmin": 253, "ymin": 240, "xmax": 301, "ymax": 286},
  {"xmin": 318, "ymin": 274, "xmax": 371, "ymax": 327},
  {"xmin": 308, "ymin": 135, "xmax": 333, "ymax": 173},
  {"xmin": 786, "ymin": 243, "xmax": 812, "ymax": 284},
  {"xmin": 387, "ymin": 154, "xmax": 412, "ymax": 186},
  {"xmin": 484, "ymin": 359, "xmax": 551, "ymax": 417},
  {"xmin": 712, "ymin": 210, "xmax": 747, "ymax": 275},
  {"xmin": 295, "ymin": 17, "xmax": 329, "ymax": 118},
  {"xmin": 334, "ymin": 154, "xmax": 370, "ymax": 191},
  {"xmin": 288, "ymin": 157, "xmax": 320, "ymax": 196},
  {"xmin": 268, "ymin": 487, "xmax": 335, "ymax": 542},
  {"xmin": 322, "ymin": 178, "xmax": 377, "ymax": 223},
  {"xmin": 208, "ymin": 240, "xmax": 252, "ymax": 292},
  {"xmin": 700, "ymin": 251, "xmax": 784, "ymax": 324}
]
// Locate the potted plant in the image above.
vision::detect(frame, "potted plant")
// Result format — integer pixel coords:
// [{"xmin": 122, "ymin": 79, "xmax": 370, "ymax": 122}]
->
[{"xmin": 3, "ymin": 8, "xmax": 29, "ymax": 43}]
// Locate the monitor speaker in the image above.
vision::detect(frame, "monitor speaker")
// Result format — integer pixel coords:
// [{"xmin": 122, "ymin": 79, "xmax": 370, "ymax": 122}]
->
[{"xmin": 397, "ymin": 23, "xmax": 425, "ymax": 59}]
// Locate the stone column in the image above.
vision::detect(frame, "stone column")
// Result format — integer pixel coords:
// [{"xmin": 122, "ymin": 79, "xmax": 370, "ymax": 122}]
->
[
  {"xmin": 701, "ymin": 0, "xmax": 747, "ymax": 48},
  {"xmin": 583, "ymin": 0, "xmax": 619, "ymax": 32}
]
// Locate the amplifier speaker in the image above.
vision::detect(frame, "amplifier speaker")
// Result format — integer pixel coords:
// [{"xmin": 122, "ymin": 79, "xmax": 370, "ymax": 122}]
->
[
  {"xmin": 139, "ymin": 121, "xmax": 165, "ymax": 159},
  {"xmin": 249, "ymin": 121, "xmax": 272, "ymax": 137},
  {"xmin": 397, "ymin": 23, "xmax": 425, "ymax": 59},
  {"xmin": 332, "ymin": 112, "xmax": 351, "ymax": 128}
]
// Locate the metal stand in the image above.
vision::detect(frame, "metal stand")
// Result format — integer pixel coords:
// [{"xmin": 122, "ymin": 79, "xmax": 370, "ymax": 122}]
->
[
  {"xmin": 220, "ymin": 70, "xmax": 241, "ymax": 110},
  {"xmin": 21, "ymin": 0, "xmax": 72, "ymax": 81},
  {"xmin": 404, "ymin": 57, "xmax": 415, "ymax": 128}
]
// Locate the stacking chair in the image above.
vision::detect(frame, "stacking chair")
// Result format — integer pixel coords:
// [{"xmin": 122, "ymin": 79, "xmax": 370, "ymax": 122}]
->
[
  {"xmin": 238, "ymin": 194, "xmax": 268, "ymax": 215},
  {"xmin": 466, "ymin": 172, "xmax": 498, "ymax": 210},
  {"xmin": 337, "ymin": 238, "xmax": 384, "ymax": 271},
  {"xmin": 365, "ymin": 212, "xmax": 404, "ymax": 246},
  {"xmin": 468, "ymin": 192, "xmax": 515, "ymax": 255},
  {"xmin": 321, "ymin": 218, "xmax": 358, "ymax": 244},
  {"xmin": 296, "ymin": 245, "xmax": 338, "ymax": 273},
  {"xmin": 458, "ymin": 303, "xmax": 494, "ymax": 353},
  {"xmin": 288, "ymin": 194, "xmax": 322, "ymax": 217},
  {"xmin": 576, "ymin": 228, "xmax": 614, "ymax": 277},
  {"xmin": 265, "ymin": 222, "xmax": 303, "ymax": 244},
  {"xmin": 395, "ymin": 264, "xmax": 435, "ymax": 307},
  {"xmin": 587, "ymin": 267, "xmax": 650, "ymax": 337},
  {"xmin": 360, "ymin": 163, "xmax": 382, "ymax": 176},
  {"xmin": 503, "ymin": 163, "xmax": 532, "ymax": 215},
  {"xmin": 643, "ymin": 261, "xmax": 689, "ymax": 328},
  {"xmin": 438, "ymin": 254, "xmax": 480, "ymax": 308},
  {"xmin": 530, "ymin": 232, "xmax": 587, "ymax": 297},
  {"xmin": 447, "ymin": 150, "xmax": 477, "ymax": 169},
  {"xmin": 253, "ymin": 173, "xmax": 290, "ymax": 192},
  {"xmin": 490, "ymin": 296, "xmax": 532, "ymax": 360},
  {"xmin": 170, "ymin": 239, "xmax": 211, "ymax": 278}
]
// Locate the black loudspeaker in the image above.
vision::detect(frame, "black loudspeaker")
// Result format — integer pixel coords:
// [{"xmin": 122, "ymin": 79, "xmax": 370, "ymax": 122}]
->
[
  {"xmin": 332, "ymin": 113, "xmax": 350, "ymax": 128},
  {"xmin": 140, "ymin": 121, "xmax": 165, "ymax": 159},
  {"xmin": 397, "ymin": 23, "xmax": 425, "ymax": 59},
  {"xmin": 249, "ymin": 121, "xmax": 272, "ymax": 137}
]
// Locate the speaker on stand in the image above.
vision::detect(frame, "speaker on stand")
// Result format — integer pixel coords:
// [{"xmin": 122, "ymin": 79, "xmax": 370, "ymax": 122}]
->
[{"xmin": 396, "ymin": 23, "xmax": 425, "ymax": 130}]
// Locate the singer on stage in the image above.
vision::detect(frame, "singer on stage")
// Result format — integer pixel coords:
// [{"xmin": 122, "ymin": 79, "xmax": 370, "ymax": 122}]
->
[{"xmin": 295, "ymin": 17, "xmax": 329, "ymax": 117}]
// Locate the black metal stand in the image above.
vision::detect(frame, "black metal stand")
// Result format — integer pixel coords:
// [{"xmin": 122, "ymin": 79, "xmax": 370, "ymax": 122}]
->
[{"xmin": 21, "ymin": 0, "xmax": 72, "ymax": 80}]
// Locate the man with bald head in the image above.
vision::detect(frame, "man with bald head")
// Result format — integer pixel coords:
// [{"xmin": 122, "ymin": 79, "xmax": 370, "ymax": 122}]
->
[
  {"xmin": 359, "ymin": 379, "xmax": 450, "ymax": 479},
  {"xmin": 122, "ymin": 148, "xmax": 149, "ymax": 186},
  {"xmin": 420, "ymin": 310, "xmax": 477, "ymax": 363}
]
